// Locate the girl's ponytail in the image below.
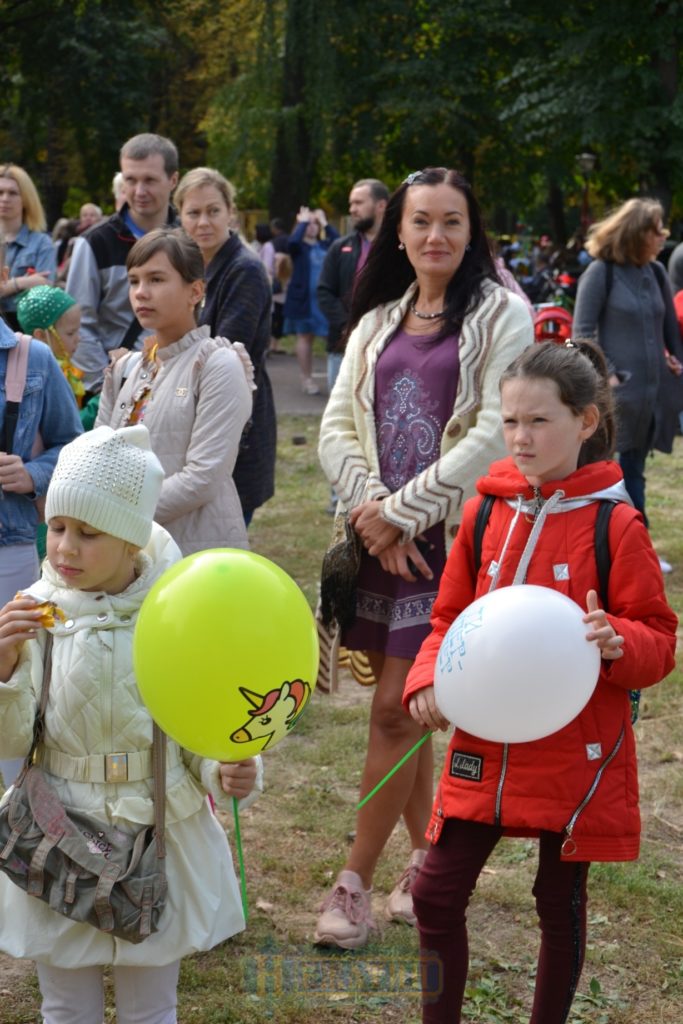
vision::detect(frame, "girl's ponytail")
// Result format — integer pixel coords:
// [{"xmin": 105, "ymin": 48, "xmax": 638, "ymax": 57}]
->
[{"xmin": 568, "ymin": 338, "xmax": 616, "ymax": 464}]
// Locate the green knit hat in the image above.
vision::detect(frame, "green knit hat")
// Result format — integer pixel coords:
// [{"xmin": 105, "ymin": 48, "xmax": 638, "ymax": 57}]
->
[{"xmin": 16, "ymin": 286, "xmax": 76, "ymax": 335}]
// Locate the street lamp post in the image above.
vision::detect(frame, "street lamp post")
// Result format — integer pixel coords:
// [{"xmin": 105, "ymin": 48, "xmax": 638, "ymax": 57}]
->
[{"xmin": 576, "ymin": 151, "xmax": 597, "ymax": 231}]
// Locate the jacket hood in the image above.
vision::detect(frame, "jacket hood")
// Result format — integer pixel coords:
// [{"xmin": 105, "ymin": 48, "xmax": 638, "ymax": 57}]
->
[
  {"xmin": 26, "ymin": 522, "xmax": 182, "ymax": 622},
  {"xmin": 477, "ymin": 456, "xmax": 630, "ymax": 505},
  {"xmin": 476, "ymin": 457, "xmax": 632, "ymax": 592}
]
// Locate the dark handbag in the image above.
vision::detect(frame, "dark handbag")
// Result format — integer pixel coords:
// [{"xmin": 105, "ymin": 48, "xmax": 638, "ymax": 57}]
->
[
  {"xmin": 319, "ymin": 513, "xmax": 363, "ymax": 630},
  {"xmin": 0, "ymin": 637, "xmax": 167, "ymax": 944}
]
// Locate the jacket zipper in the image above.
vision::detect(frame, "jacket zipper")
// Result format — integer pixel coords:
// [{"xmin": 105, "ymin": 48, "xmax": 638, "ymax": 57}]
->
[
  {"xmin": 428, "ymin": 783, "xmax": 444, "ymax": 842},
  {"xmin": 494, "ymin": 743, "xmax": 509, "ymax": 825},
  {"xmin": 561, "ymin": 726, "xmax": 625, "ymax": 856}
]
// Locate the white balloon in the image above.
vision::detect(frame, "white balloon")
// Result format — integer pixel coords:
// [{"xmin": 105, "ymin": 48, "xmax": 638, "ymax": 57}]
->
[{"xmin": 434, "ymin": 585, "xmax": 601, "ymax": 743}]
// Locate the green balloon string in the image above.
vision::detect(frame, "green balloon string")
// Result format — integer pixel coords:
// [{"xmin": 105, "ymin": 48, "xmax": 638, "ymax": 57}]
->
[
  {"xmin": 232, "ymin": 796, "xmax": 248, "ymax": 920},
  {"xmin": 357, "ymin": 731, "xmax": 433, "ymax": 810}
]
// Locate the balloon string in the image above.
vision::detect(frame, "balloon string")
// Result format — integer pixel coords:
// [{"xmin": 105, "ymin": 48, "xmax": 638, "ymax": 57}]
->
[
  {"xmin": 232, "ymin": 796, "xmax": 248, "ymax": 920},
  {"xmin": 357, "ymin": 731, "xmax": 433, "ymax": 810}
]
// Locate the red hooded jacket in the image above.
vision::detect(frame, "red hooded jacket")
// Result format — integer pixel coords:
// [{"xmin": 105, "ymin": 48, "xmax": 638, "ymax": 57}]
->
[{"xmin": 403, "ymin": 457, "xmax": 678, "ymax": 862}]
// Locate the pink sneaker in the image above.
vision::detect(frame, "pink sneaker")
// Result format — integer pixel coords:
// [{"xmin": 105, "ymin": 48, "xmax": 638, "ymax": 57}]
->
[
  {"xmin": 385, "ymin": 849, "xmax": 427, "ymax": 925},
  {"xmin": 314, "ymin": 870, "xmax": 376, "ymax": 950}
]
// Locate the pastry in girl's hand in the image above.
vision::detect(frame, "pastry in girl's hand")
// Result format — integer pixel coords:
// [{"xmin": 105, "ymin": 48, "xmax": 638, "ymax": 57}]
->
[{"xmin": 14, "ymin": 593, "xmax": 66, "ymax": 628}]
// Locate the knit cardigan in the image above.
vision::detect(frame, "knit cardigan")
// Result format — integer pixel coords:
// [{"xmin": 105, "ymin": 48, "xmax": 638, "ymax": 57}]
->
[
  {"xmin": 316, "ymin": 280, "xmax": 533, "ymax": 692},
  {"xmin": 318, "ymin": 279, "xmax": 534, "ymax": 550}
]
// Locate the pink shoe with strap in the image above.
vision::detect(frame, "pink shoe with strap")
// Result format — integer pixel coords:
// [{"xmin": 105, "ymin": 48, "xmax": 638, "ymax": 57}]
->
[
  {"xmin": 385, "ymin": 848, "xmax": 428, "ymax": 925},
  {"xmin": 314, "ymin": 869, "xmax": 376, "ymax": 950}
]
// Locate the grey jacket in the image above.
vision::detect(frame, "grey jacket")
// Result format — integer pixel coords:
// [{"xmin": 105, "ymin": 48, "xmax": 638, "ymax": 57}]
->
[
  {"xmin": 573, "ymin": 258, "xmax": 683, "ymax": 452},
  {"xmin": 67, "ymin": 204, "xmax": 178, "ymax": 392}
]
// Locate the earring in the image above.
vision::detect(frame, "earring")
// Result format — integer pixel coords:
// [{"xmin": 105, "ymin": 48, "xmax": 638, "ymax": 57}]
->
[
  {"xmin": 465, "ymin": 244, "xmax": 471, "ymax": 252},
  {"xmin": 398, "ymin": 242, "xmax": 405, "ymax": 250}
]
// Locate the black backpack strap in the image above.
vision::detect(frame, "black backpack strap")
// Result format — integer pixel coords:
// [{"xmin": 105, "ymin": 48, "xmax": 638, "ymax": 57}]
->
[
  {"xmin": 593, "ymin": 498, "xmax": 640, "ymax": 722},
  {"xmin": 603, "ymin": 260, "xmax": 613, "ymax": 305},
  {"xmin": 473, "ymin": 494, "xmax": 495, "ymax": 574},
  {"xmin": 650, "ymin": 257, "xmax": 668, "ymax": 299},
  {"xmin": 120, "ymin": 316, "xmax": 142, "ymax": 351},
  {"xmin": 594, "ymin": 499, "xmax": 614, "ymax": 610}
]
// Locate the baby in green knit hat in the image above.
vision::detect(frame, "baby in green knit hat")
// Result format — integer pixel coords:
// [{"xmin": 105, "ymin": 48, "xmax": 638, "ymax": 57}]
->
[
  {"xmin": 16, "ymin": 286, "xmax": 99, "ymax": 561},
  {"xmin": 16, "ymin": 285, "xmax": 84, "ymax": 406}
]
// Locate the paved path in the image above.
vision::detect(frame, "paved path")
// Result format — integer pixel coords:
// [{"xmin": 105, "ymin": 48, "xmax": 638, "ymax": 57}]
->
[{"xmin": 265, "ymin": 350, "xmax": 328, "ymax": 416}]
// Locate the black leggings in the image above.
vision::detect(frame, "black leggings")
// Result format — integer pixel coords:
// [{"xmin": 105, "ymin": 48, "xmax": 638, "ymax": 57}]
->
[{"xmin": 412, "ymin": 818, "xmax": 590, "ymax": 1024}]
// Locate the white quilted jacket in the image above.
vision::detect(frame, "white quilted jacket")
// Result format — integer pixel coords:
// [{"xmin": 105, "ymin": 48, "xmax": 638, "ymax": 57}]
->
[{"xmin": 0, "ymin": 524, "xmax": 262, "ymax": 967}]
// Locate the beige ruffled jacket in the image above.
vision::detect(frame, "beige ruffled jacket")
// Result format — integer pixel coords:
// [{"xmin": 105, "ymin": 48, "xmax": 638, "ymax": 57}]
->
[{"xmin": 97, "ymin": 325, "xmax": 255, "ymax": 555}]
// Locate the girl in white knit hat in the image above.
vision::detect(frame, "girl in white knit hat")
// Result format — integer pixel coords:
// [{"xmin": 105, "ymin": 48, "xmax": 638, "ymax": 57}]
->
[{"xmin": 0, "ymin": 424, "xmax": 261, "ymax": 1024}]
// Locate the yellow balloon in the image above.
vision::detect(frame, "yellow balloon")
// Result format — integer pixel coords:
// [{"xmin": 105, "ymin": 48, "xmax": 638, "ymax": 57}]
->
[{"xmin": 133, "ymin": 549, "xmax": 319, "ymax": 760}]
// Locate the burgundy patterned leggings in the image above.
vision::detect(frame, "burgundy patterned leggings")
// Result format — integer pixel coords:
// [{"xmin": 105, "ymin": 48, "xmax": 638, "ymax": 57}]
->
[{"xmin": 412, "ymin": 818, "xmax": 590, "ymax": 1023}]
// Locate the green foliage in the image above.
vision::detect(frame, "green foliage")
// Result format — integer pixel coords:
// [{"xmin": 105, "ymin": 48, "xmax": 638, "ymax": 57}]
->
[
  {"xmin": 0, "ymin": 0, "xmax": 170, "ymax": 217},
  {"xmin": 500, "ymin": 1, "xmax": 683, "ymax": 214},
  {"xmin": 3, "ymin": 0, "xmax": 683, "ymax": 233},
  {"xmin": 198, "ymin": 0, "xmax": 287, "ymax": 208}
]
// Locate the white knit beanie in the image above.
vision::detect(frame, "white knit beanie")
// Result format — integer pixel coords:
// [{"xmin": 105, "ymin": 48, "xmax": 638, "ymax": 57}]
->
[{"xmin": 45, "ymin": 425, "xmax": 164, "ymax": 547}]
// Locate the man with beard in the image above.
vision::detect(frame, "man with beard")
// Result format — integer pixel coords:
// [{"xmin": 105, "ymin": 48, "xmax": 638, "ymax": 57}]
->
[{"xmin": 317, "ymin": 178, "xmax": 389, "ymax": 391}]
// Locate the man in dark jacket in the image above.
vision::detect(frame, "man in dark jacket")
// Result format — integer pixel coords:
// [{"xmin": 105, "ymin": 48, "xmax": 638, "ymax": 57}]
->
[
  {"xmin": 67, "ymin": 133, "xmax": 179, "ymax": 394},
  {"xmin": 317, "ymin": 178, "xmax": 388, "ymax": 391}
]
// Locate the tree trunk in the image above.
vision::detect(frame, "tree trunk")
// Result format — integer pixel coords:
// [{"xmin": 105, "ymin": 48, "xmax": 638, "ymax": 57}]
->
[
  {"xmin": 647, "ymin": 16, "xmax": 678, "ymax": 218},
  {"xmin": 268, "ymin": 0, "xmax": 318, "ymax": 224},
  {"xmin": 546, "ymin": 179, "xmax": 567, "ymax": 246}
]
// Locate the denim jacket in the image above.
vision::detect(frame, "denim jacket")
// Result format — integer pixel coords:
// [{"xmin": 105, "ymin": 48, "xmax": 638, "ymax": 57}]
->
[
  {"xmin": 0, "ymin": 318, "xmax": 82, "ymax": 545},
  {"xmin": 1, "ymin": 225, "xmax": 56, "ymax": 315}
]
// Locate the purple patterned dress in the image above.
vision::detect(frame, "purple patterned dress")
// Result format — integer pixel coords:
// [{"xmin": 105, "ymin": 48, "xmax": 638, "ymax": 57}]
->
[{"xmin": 342, "ymin": 327, "xmax": 460, "ymax": 659}]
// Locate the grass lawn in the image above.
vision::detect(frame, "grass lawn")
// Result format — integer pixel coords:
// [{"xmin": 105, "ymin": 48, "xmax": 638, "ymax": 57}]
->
[{"xmin": 2, "ymin": 417, "xmax": 682, "ymax": 1024}]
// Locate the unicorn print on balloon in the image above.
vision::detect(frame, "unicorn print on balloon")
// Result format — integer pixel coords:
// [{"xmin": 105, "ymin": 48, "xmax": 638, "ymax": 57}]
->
[{"xmin": 230, "ymin": 679, "xmax": 312, "ymax": 751}]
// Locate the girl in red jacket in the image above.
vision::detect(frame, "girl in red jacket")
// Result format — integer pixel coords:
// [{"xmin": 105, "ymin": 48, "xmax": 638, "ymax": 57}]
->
[{"xmin": 404, "ymin": 340, "xmax": 678, "ymax": 1024}]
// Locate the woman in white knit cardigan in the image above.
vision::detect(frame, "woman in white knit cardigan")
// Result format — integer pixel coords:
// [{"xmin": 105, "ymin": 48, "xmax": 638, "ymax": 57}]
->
[{"xmin": 315, "ymin": 168, "xmax": 533, "ymax": 950}]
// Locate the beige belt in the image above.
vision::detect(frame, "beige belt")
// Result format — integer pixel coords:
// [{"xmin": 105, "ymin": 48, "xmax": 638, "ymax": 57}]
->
[{"xmin": 35, "ymin": 744, "xmax": 181, "ymax": 783}]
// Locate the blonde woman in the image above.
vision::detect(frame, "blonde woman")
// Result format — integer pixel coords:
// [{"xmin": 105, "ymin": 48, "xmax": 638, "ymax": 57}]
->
[
  {"xmin": 175, "ymin": 168, "xmax": 275, "ymax": 525},
  {"xmin": 0, "ymin": 164, "xmax": 55, "ymax": 329},
  {"xmin": 573, "ymin": 198, "xmax": 683, "ymax": 548}
]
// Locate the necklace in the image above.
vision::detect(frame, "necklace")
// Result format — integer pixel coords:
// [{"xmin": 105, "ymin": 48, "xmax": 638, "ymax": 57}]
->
[{"xmin": 409, "ymin": 301, "xmax": 446, "ymax": 320}]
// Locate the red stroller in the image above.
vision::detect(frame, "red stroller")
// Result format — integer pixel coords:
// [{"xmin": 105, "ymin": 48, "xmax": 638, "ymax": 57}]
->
[{"xmin": 533, "ymin": 304, "xmax": 573, "ymax": 344}]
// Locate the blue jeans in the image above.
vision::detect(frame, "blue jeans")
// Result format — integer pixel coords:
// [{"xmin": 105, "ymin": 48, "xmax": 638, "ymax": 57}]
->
[
  {"xmin": 327, "ymin": 352, "xmax": 343, "ymax": 395},
  {"xmin": 619, "ymin": 449, "xmax": 648, "ymax": 526}
]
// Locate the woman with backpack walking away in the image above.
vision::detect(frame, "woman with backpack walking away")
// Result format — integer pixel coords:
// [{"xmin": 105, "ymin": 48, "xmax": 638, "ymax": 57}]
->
[
  {"xmin": 404, "ymin": 340, "xmax": 677, "ymax": 1023},
  {"xmin": 572, "ymin": 198, "xmax": 683, "ymax": 571}
]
